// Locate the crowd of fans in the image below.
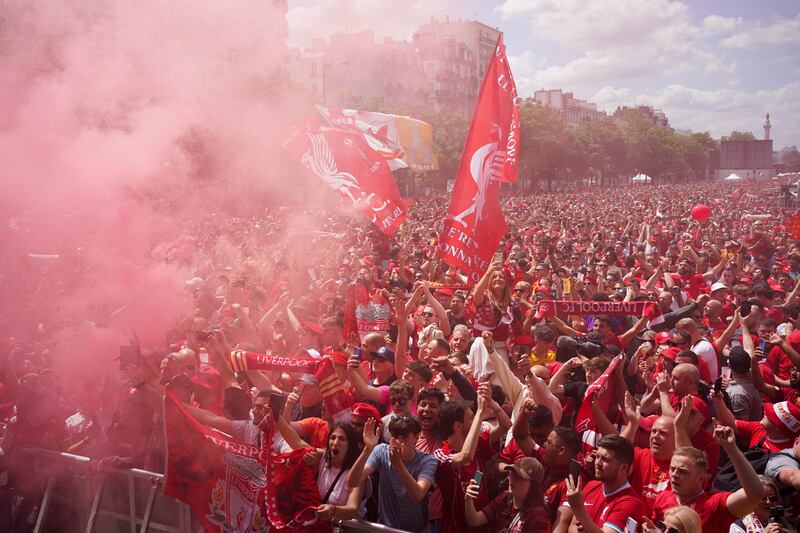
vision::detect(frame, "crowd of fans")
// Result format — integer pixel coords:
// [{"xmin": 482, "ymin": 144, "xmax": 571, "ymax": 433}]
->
[{"xmin": 3, "ymin": 180, "xmax": 800, "ymax": 532}]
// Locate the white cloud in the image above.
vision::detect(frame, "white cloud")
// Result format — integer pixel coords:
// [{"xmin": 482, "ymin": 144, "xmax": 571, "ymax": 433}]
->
[
  {"xmin": 701, "ymin": 15, "xmax": 743, "ymax": 36},
  {"xmin": 591, "ymin": 82, "xmax": 800, "ymax": 147},
  {"xmin": 497, "ymin": 0, "xmax": 733, "ymax": 91},
  {"xmin": 287, "ymin": 0, "xmax": 457, "ymax": 48},
  {"xmin": 719, "ymin": 14, "xmax": 800, "ymax": 49}
]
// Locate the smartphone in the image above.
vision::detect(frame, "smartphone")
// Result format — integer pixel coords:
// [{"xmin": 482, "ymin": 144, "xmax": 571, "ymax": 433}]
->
[
  {"xmin": 198, "ymin": 350, "xmax": 209, "ymax": 365},
  {"xmin": 268, "ymin": 392, "xmax": 286, "ymax": 421},
  {"xmin": 569, "ymin": 459, "xmax": 581, "ymax": 482},
  {"xmin": 624, "ymin": 517, "xmax": 638, "ymax": 533},
  {"xmin": 492, "ymin": 251, "xmax": 503, "ymax": 264},
  {"xmin": 473, "ymin": 470, "xmax": 484, "ymax": 489},
  {"xmin": 353, "ymin": 346, "xmax": 363, "ymax": 361},
  {"xmin": 713, "ymin": 376, "xmax": 723, "ymax": 394},
  {"xmin": 721, "ymin": 366, "xmax": 732, "ymax": 379},
  {"xmin": 118, "ymin": 345, "xmax": 140, "ymax": 370}
]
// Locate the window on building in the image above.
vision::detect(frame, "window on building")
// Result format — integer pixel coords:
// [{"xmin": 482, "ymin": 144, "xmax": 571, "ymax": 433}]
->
[{"xmin": 311, "ymin": 62, "xmax": 317, "ymax": 77}]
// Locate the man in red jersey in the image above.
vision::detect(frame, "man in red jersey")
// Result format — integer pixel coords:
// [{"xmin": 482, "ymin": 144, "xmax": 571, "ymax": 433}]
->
[
  {"xmin": 651, "ymin": 425, "xmax": 765, "ymax": 533},
  {"xmin": 560, "ymin": 435, "xmax": 646, "ymax": 533}
]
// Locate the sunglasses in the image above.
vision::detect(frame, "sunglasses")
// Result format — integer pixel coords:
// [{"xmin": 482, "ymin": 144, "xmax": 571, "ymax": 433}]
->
[
  {"xmin": 421, "ymin": 312, "xmax": 434, "ymax": 318},
  {"xmin": 655, "ymin": 522, "xmax": 679, "ymax": 533},
  {"xmin": 763, "ymin": 494, "xmax": 779, "ymax": 503},
  {"xmin": 390, "ymin": 397, "xmax": 410, "ymax": 406}
]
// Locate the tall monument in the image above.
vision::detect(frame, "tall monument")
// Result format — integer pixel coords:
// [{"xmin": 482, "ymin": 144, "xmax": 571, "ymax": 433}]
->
[{"xmin": 764, "ymin": 113, "xmax": 772, "ymax": 141}]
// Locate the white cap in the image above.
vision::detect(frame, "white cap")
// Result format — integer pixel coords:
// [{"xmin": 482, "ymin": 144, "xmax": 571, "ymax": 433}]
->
[{"xmin": 710, "ymin": 282, "xmax": 728, "ymax": 293}]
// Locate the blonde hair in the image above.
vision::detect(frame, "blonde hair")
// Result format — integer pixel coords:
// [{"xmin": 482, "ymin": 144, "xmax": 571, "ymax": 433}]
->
[
  {"xmin": 664, "ymin": 506, "xmax": 701, "ymax": 533},
  {"xmin": 673, "ymin": 446, "xmax": 708, "ymax": 472}
]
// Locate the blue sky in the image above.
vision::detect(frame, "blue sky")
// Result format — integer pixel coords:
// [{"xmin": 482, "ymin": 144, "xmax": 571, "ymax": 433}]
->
[{"xmin": 288, "ymin": 0, "xmax": 800, "ymax": 148}]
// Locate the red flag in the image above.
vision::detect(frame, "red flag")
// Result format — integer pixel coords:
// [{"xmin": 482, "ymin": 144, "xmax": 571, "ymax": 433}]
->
[
  {"xmin": 284, "ymin": 117, "xmax": 407, "ymax": 235},
  {"xmin": 439, "ymin": 35, "xmax": 519, "ymax": 282},
  {"xmin": 574, "ymin": 354, "xmax": 623, "ymax": 434},
  {"xmin": 163, "ymin": 391, "xmax": 269, "ymax": 533},
  {"xmin": 784, "ymin": 211, "xmax": 800, "ymax": 239}
]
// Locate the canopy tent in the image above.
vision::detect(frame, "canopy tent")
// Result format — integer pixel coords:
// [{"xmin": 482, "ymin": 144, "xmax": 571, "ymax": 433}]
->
[
  {"xmin": 631, "ymin": 173, "xmax": 652, "ymax": 183},
  {"xmin": 724, "ymin": 173, "xmax": 743, "ymax": 181}
]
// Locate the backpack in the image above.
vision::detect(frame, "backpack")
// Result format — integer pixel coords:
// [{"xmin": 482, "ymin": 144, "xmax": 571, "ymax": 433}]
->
[{"xmin": 712, "ymin": 436, "xmax": 794, "ymax": 492}]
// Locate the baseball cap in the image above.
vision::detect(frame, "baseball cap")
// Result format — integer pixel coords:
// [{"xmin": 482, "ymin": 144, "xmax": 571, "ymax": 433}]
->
[
  {"xmin": 190, "ymin": 364, "xmax": 222, "ymax": 393},
  {"xmin": 687, "ymin": 394, "xmax": 711, "ymax": 426},
  {"xmin": 655, "ymin": 331, "xmax": 672, "ymax": 345},
  {"xmin": 351, "ymin": 402, "xmax": 381, "ymax": 423},
  {"xmin": 373, "ymin": 347, "xmax": 395, "ymax": 363},
  {"xmin": 660, "ymin": 347, "xmax": 681, "ymax": 361},
  {"xmin": 710, "ymin": 282, "xmax": 728, "ymax": 293},
  {"xmin": 504, "ymin": 457, "xmax": 544, "ymax": 483}
]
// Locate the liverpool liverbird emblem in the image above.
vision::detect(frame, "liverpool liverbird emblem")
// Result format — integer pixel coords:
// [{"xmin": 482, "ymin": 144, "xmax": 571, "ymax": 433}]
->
[{"xmin": 301, "ymin": 132, "xmax": 362, "ymax": 203}]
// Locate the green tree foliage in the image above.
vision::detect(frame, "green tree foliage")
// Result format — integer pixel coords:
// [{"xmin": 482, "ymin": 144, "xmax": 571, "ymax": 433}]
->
[{"xmin": 722, "ymin": 131, "xmax": 756, "ymax": 141}]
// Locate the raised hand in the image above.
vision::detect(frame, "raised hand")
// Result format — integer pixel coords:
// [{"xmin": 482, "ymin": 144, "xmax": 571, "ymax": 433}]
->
[
  {"xmin": 623, "ymin": 391, "xmax": 641, "ymax": 425},
  {"xmin": 565, "ymin": 474, "xmax": 584, "ymax": 509},
  {"xmin": 362, "ymin": 418, "xmax": 379, "ymax": 450},
  {"xmin": 711, "ymin": 418, "xmax": 736, "ymax": 449}
]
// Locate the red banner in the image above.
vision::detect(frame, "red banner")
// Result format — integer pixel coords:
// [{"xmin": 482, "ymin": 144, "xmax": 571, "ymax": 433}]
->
[
  {"xmin": 284, "ymin": 117, "xmax": 407, "ymax": 235},
  {"xmin": 164, "ymin": 390, "xmax": 269, "ymax": 533},
  {"xmin": 439, "ymin": 35, "xmax": 519, "ymax": 282},
  {"xmin": 228, "ymin": 350, "xmax": 323, "ymax": 373},
  {"xmin": 536, "ymin": 300, "xmax": 655, "ymax": 318},
  {"xmin": 575, "ymin": 354, "xmax": 623, "ymax": 433}
]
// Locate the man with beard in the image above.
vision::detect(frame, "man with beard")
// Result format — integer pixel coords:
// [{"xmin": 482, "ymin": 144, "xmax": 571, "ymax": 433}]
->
[
  {"xmin": 414, "ymin": 388, "xmax": 446, "ymax": 532},
  {"xmin": 560, "ymin": 435, "xmax": 646, "ymax": 533},
  {"xmin": 447, "ymin": 292, "xmax": 469, "ymax": 332}
]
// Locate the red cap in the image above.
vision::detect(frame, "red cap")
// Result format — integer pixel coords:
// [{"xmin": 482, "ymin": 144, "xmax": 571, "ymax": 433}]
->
[
  {"xmin": 738, "ymin": 276, "xmax": 754, "ymax": 286},
  {"xmin": 514, "ymin": 335, "xmax": 535, "ymax": 347},
  {"xmin": 788, "ymin": 330, "xmax": 800, "ymax": 348},
  {"xmin": 655, "ymin": 331, "xmax": 672, "ymax": 345},
  {"xmin": 764, "ymin": 401, "xmax": 800, "ymax": 439},
  {"xmin": 660, "ymin": 347, "xmax": 681, "ymax": 361},
  {"xmin": 351, "ymin": 402, "xmax": 381, "ymax": 423}
]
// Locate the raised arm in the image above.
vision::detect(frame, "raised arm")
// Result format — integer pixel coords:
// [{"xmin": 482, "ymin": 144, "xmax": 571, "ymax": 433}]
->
[
  {"xmin": 716, "ymin": 423, "xmax": 765, "ymax": 516},
  {"xmin": 450, "ymin": 393, "xmax": 487, "ymax": 468},
  {"xmin": 422, "ymin": 285, "xmax": 451, "ymax": 337},
  {"xmin": 347, "ymin": 354, "xmax": 382, "ymax": 403},
  {"xmin": 471, "ymin": 262, "xmax": 500, "ymax": 307},
  {"xmin": 347, "ymin": 419, "xmax": 379, "ymax": 489}
]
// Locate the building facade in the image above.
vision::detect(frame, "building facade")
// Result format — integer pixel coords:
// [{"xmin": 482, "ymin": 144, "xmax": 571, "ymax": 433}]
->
[
  {"xmin": 288, "ymin": 18, "xmax": 500, "ymax": 115},
  {"xmin": 532, "ymin": 89, "xmax": 606, "ymax": 126}
]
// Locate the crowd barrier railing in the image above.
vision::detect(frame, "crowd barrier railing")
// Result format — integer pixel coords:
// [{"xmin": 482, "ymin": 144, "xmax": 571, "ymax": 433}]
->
[{"xmin": 20, "ymin": 448, "xmax": 410, "ymax": 533}]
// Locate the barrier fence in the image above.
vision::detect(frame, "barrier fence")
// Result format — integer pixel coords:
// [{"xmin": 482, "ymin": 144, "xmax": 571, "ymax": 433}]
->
[{"xmin": 21, "ymin": 448, "xmax": 409, "ymax": 533}]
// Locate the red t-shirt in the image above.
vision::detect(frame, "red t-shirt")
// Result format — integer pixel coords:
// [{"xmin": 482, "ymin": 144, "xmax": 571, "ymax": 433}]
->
[
  {"xmin": 568, "ymin": 481, "xmax": 646, "ymax": 532},
  {"xmin": 670, "ymin": 273, "xmax": 707, "ymax": 299},
  {"xmin": 499, "ymin": 438, "xmax": 543, "ymax": 464},
  {"xmin": 767, "ymin": 345, "xmax": 795, "ymax": 381},
  {"xmin": 691, "ymin": 429, "xmax": 720, "ymax": 476},
  {"xmin": 653, "ymin": 490, "xmax": 734, "ymax": 533},
  {"xmin": 628, "ymin": 447, "xmax": 671, "ymax": 510},
  {"xmin": 735, "ymin": 420, "xmax": 793, "ymax": 452},
  {"xmin": 434, "ymin": 432, "xmax": 496, "ymax": 533}
]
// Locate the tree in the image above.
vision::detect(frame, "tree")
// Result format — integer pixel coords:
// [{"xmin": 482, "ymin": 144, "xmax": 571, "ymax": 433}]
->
[{"xmin": 722, "ymin": 131, "xmax": 756, "ymax": 141}]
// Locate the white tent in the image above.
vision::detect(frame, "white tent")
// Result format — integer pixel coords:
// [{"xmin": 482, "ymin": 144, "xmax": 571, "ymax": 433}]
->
[
  {"xmin": 631, "ymin": 173, "xmax": 652, "ymax": 183},
  {"xmin": 724, "ymin": 173, "xmax": 743, "ymax": 181}
]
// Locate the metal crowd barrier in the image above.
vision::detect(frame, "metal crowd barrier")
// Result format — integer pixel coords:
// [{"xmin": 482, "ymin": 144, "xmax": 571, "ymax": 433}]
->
[{"xmin": 21, "ymin": 448, "xmax": 409, "ymax": 533}]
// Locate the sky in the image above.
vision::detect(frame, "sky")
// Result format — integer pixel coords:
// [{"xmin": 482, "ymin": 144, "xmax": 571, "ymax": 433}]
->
[{"xmin": 287, "ymin": 0, "xmax": 800, "ymax": 149}]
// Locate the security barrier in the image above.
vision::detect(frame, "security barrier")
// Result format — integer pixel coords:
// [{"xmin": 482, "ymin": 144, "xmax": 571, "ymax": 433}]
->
[{"xmin": 21, "ymin": 448, "xmax": 409, "ymax": 533}]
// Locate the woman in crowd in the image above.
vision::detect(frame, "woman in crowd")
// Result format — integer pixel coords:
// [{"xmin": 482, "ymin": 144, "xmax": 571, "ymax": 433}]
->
[
  {"xmin": 730, "ymin": 476, "xmax": 797, "ymax": 533},
  {"xmin": 464, "ymin": 456, "xmax": 550, "ymax": 532}
]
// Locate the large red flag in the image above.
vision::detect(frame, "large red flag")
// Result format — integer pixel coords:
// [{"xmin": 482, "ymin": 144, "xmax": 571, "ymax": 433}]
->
[
  {"xmin": 284, "ymin": 117, "xmax": 407, "ymax": 235},
  {"xmin": 163, "ymin": 391, "xmax": 325, "ymax": 533},
  {"xmin": 439, "ymin": 35, "xmax": 519, "ymax": 282},
  {"xmin": 163, "ymin": 390, "xmax": 270, "ymax": 533}
]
